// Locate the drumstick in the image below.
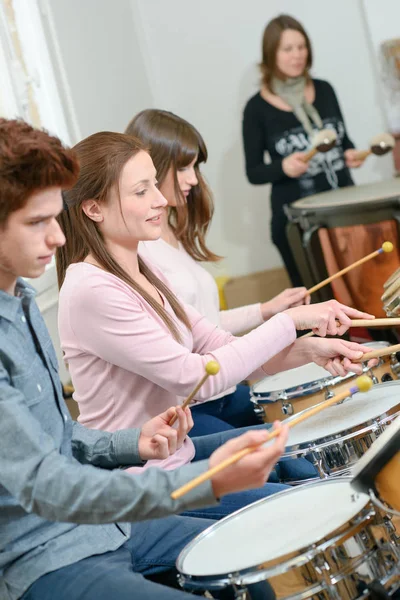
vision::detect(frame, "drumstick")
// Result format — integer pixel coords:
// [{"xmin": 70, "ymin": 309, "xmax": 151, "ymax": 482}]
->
[
  {"xmin": 302, "ymin": 316, "xmax": 400, "ymax": 338},
  {"xmin": 353, "ymin": 343, "xmax": 400, "ymax": 363},
  {"xmin": 306, "ymin": 241, "xmax": 394, "ymax": 295},
  {"xmin": 168, "ymin": 360, "xmax": 220, "ymax": 426},
  {"xmin": 171, "ymin": 375, "xmax": 373, "ymax": 499}
]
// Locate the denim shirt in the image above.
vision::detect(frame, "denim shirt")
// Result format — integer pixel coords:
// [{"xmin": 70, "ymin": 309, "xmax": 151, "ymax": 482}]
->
[{"xmin": 0, "ymin": 280, "xmax": 215, "ymax": 599}]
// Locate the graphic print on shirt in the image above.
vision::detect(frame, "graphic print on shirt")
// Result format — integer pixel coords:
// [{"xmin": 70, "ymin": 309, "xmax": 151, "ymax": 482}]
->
[{"xmin": 274, "ymin": 117, "xmax": 347, "ymax": 196}]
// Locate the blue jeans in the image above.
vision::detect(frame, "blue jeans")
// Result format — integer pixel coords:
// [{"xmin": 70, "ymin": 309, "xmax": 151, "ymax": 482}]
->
[
  {"xmin": 22, "ymin": 516, "xmax": 275, "ymax": 600},
  {"xmin": 190, "ymin": 384, "xmax": 261, "ymax": 436},
  {"xmin": 181, "ymin": 425, "xmax": 316, "ymax": 520}
]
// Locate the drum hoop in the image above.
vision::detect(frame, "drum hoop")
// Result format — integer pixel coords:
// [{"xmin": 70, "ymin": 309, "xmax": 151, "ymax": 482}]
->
[
  {"xmin": 250, "ymin": 364, "xmax": 378, "ymax": 404},
  {"xmin": 284, "ymin": 409, "xmax": 400, "ymax": 456},
  {"xmin": 176, "ymin": 479, "xmax": 373, "ymax": 587},
  {"xmin": 369, "ymin": 489, "xmax": 400, "ymax": 518}
]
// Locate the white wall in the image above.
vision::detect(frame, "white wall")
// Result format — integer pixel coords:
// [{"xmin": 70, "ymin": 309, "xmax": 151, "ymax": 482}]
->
[
  {"xmin": 38, "ymin": 0, "xmax": 395, "ymax": 279},
  {"xmin": 132, "ymin": 0, "xmax": 393, "ymax": 278},
  {"xmin": 362, "ymin": 0, "xmax": 400, "ymax": 133},
  {"xmin": 41, "ymin": 0, "xmax": 154, "ymax": 141}
]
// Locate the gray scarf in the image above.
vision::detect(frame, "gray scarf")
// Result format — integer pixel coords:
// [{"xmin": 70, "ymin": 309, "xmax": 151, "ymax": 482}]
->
[{"xmin": 271, "ymin": 76, "xmax": 323, "ymax": 137}]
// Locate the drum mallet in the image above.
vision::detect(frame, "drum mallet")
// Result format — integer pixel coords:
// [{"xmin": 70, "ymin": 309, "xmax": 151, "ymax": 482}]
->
[
  {"xmin": 306, "ymin": 241, "xmax": 394, "ymax": 296},
  {"xmin": 171, "ymin": 376, "xmax": 373, "ymax": 499},
  {"xmin": 168, "ymin": 360, "xmax": 220, "ymax": 426},
  {"xmin": 352, "ymin": 133, "xmax": 395, "ymax": 162},
  {"xmin": 302, "ymin": 129, "xmax": 337, "ymax": 162}
]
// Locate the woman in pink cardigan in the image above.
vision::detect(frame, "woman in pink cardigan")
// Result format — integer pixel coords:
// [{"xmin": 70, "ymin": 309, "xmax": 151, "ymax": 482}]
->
[
  {"xmin": 57, "ymin": 131, "xmax": 374, "ymax": 519},
  {"xmin": 127, "ymin": 109, "xmax": 313, "ymax": 436}
]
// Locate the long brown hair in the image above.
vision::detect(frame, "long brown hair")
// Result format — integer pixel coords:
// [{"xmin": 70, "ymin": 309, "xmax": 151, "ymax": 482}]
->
[
  {"xmin": 125, "ymin": 109, "xmax": 221, "ymax": 262},
  {"xmin": 259, "ymin": 14, "xmax": 313, "ymax": 90},
  {"xmin": 56, "ymin": 131, "xmax": 191, "ymax": 342}
]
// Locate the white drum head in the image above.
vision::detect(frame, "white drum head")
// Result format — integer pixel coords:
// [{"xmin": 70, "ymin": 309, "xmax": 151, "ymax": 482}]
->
[
  {"xmin": 284, "ymin": 381, "xmax": 400, "ymax": 447},
  {"xmin": 178, "ymin": 480, "xmax": 369, "ymax": 577},
  {"xmin": 292, "ymin": 180, "xmax": 400, "ymax": 210},
  {"xmin": 253, "ymin": 363, "xmax": 332, "ymax": 395}
]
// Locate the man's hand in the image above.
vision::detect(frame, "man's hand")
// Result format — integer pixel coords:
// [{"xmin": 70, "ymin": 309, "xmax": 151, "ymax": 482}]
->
[
  {"xmin": 209, "ymin": 424, "xmax": 288, "ymax": 498},
  {"xmin": 138, "ymin": 406, "xmax": 193, "ymax": 461}
]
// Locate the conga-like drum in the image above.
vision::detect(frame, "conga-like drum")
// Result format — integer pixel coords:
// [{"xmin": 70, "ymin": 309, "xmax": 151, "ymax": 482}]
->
[
  {"xmin": 286, "ymin": 179, "xmax": 400, "ymax": 316},
  {"xmin": 177, "ymin": 479, "xmax": 400, "ymax": 599},
  {"xmin": 352, "ymin": 418, "xmax": 400, "ymax": 517},
  {"xmin": 251, "ymin": 342, "xmax": 399, "ymax": 422}
]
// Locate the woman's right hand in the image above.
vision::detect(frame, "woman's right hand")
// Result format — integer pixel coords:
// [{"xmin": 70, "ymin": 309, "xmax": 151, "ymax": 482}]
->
[
  {"xmin": 209, "ymin": 425, "xmax": 288, "ymax": 498},
  {"xmin": 282, "ymin": 152, "xmax": 309, "ymax": 178},
  {"xmin": 284, "ymin": 300, "xmax": 375, "ymax": 337}
]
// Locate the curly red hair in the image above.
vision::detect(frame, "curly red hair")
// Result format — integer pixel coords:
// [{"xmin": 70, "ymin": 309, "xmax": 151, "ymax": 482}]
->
[{"xmin": 0, "ymin": 118, "xmax": 79, "ymax": 225}]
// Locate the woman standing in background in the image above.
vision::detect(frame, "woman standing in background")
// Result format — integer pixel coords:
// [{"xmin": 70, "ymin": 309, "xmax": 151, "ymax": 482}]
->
[{"xmin": 242, "ymin": 14, "xmax": 364, "ymax": 286}]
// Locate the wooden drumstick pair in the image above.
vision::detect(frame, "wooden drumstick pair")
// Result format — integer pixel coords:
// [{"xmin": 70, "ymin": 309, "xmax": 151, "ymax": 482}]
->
[
  {"xmin": 301, "ymin": 131, "xmax": 394, "ymax": 164},
  {"xmin": 171, "ymin": 375, "xmax": 373, "ymax": 499}
]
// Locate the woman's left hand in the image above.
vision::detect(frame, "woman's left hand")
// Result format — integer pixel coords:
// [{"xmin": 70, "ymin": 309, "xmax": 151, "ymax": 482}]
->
[
  {"xmin": 305, "ymin": 337, "xmax": 378, "ymax": 377},
  {"xmin": 261, "ymin": 287, "xmax": 310, "ymax": 321},
  {"xmin": 344, "ymin": 149, "xmax": 365, "ymax": 169}
]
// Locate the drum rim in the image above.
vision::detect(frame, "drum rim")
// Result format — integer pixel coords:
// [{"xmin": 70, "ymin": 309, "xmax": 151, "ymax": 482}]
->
[
  {"xmin": 176, "ymin": 478, "xmax": 373, "ymax": 588},
  {"xmin": 250, "ymin": 352, "xmax": 391, "ymax": 403},
  {"xmin": 286, "ymin": 180, "xmax": 400, "ymax": 213},
  {"xmin": 352, "ymin": 418, "xmax": 400, "ymax": 494},
  {"xmin": 251, "ymin": 370, "xmax": 354, "ymax": 403},
  {"xmin": 283, "ymin": 408, "xmax": 400, "ymax": 456},
  {"xmin": 250, "ymin": 364, "xmax": 400, "ymax": 406}
]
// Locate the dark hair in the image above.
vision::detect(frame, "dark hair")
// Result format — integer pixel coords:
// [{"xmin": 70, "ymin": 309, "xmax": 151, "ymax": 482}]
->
[
  {"xmin": 56, "ymin": 131, "xmax": 191, "ymax": 342},
  {"xmin": 259, "ymin": 14, "xmax": 313, "ymax": 89},
  {"xmin": 125, "ymin": 109, "xmax": 221, "ymax": 262},
  {"xmin": 0, "ymin": 118, "xmax": 78, "ymax": 225}
]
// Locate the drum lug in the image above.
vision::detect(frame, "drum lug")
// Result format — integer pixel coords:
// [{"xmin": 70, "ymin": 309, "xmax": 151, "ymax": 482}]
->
[
  {"xmin": 252, "ymin": 404, "xmax": 265, "ymax": 421},
  {"xmin": 367, "ymin": 368, "xmax": 379, "ymax": 385},
  {"xmin": 231, "ymin": 585, "xmax": 249, "ymax": 600},
  {"xmin": 325, "ymin": 388, "xmax": 335, "ymax": 401},
  {"xmin": 282, "ymin": 402, "xmax": 294, "ymax": 416},
  {"xmin": 390, "ymin": 354, "xmax": 400, "ymax": 376}
]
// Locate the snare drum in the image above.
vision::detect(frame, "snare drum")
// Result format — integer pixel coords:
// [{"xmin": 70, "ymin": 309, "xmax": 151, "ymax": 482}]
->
[
  {"xmin": 282, "ymin": 380, "xmax": 400, "ymax": 480},
  {"xmin": 177, "ymin": 479, "xmax": 400, "ymax": 599},
  {"xmin": 251, "ymin": 342, "xmax": 399, "ymax": 422},
  {"xmin": 286, "ymin": 179, "xmax": 400, "ymax": 315},
  {"xmin": 352, "ymin": 418, "xmax": 400, "ymax": 517}
]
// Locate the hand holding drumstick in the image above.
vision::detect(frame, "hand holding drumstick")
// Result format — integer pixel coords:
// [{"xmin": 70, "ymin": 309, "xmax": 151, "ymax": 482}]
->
[
  {"xmin": 284, "ymin": 299, "xmax": 374, "ymax": 337},
  {"xmin": 169, "ymin": 361, "xmax": 220, "ymax": 426},
  {"xmin": 171, "ymin": 376, "xmax": 373, "ymax": 500}
]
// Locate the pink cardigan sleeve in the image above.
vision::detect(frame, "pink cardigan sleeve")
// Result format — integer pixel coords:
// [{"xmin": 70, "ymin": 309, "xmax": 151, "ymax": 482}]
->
[
  {"xmin": 219, "ymin": 304, "xmax": 264, "ymax": 335},
  {"xmin": 66, "ymin": 275, "xmax": 296, "ymax": 400}
]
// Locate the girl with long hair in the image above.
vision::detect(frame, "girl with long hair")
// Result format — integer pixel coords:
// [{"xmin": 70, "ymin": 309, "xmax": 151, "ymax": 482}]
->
[
  {"xmin": 126, "ymin": 108, "xmax": 310, "ymax": 436},
  {"xmin": 56, "ymin": 131, "xmax": 373, "ymax": 518}
]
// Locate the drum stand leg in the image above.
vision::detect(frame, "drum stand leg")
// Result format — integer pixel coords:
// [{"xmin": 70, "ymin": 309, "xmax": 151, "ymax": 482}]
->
[
  {"xmin": 231, "ymin": 584, "xmax": 249, "ymax": 600},
  {"xmin": 312, "ymin": 449, "xmax": 331, "ymax": 480}
]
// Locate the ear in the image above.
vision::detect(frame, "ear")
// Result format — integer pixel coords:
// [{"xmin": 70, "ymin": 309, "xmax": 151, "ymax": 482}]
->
[{"xmin": 81, "ymin": 199, "xmax": 104, "ymax": 223}]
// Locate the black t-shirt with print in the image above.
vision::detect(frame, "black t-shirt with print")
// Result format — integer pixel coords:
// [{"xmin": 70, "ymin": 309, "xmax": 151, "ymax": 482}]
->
[{"xmin": 242, "ymin": 79, "xmax": 355, "ymax": 217}]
